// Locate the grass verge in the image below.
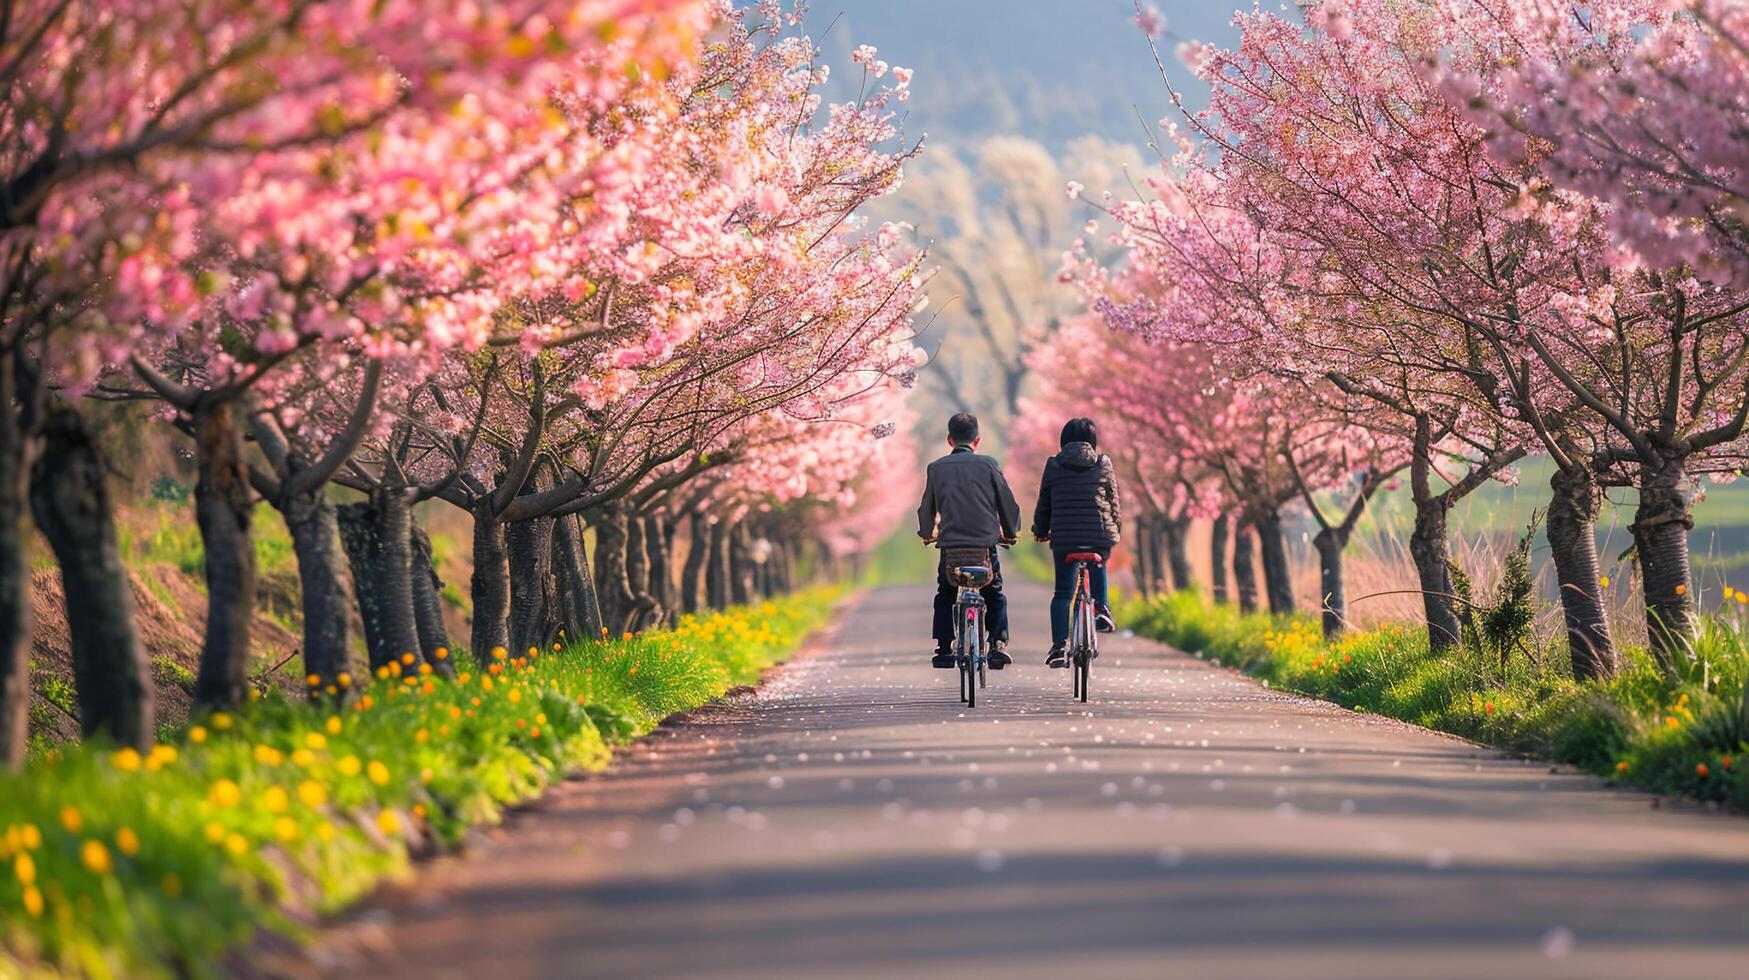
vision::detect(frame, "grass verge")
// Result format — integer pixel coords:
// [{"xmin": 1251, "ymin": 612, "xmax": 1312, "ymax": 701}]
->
[
  {"xmin": 0, "ymin": 591, "xmax": 837, "ymax": 978},
  {"xmin": 1123, "ymin": 591, "xmax": 1749, "ymax": 809}
]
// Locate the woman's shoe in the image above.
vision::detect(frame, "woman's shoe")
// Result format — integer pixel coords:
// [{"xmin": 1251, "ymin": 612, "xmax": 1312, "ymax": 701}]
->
[
  {"xmin": 1045, "ymin": 644, "xmax": 1068, "ymax": 668},
  {"xmin": 1095, "ymin": 606, "xmax": 1116, "ymax": 633}
]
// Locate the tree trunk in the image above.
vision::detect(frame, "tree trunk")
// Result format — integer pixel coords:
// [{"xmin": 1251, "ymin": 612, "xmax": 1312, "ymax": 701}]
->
[
  {"xmin": 645, "ymin": 513, "xmax": 673, "ymax": 625},
  {"xmin": 1232, "ymin": 519, "xmax": 1259, "ymax": 614},
  {"xmin": 0, "ymin": 363, "xmax": 31, "ymax": 766},
  {"xmin": 592, "ymin": 505, "xmax": 637, "ymax": 635},
  {"xmin": 681, "ymin": 511, "xmax": 708, "ymax": 613},
  {"xmin": 1255, "ymin": 508, "xmax": 1295, "ymax": 615},
  {"xmin": 1409, "ymin": 495, "xmax": 1460, "ymax": 653},
  {"xmin": 282, "ymin": 491, "xmax": 355, "ymax": 694},
  {"xmin": 1312, "ymin": 526, "xmax": 1349, "ymax": 640},
  {"xmin": 1132, "ymin": 516, "xmax": 1154, "ymax": 598},
  {"xmin": 192, "ymin": 400, "xmax": 257, "ymax": 709},
  {"xmin": 706, "ymin": 520, "xmax": 729, "ymax": 610},
  {"xmin": 625, "ymin": 512, "xmax": 649, "ymax": 601},
  {"xmin": 1163, "ymin": 515, "xmax": 1194, "ymax": 594},
  {"xmin": 1632, "ymin": 454, "xmax": 1695, "ymax": 671},
  {"xmin": 29, "ymin": 403, "xmax": 152, "ymax": 747},
  {"xmin": 1210, "ymin": 513, "xmax": 1230, "ymax": 605},
  {"xmin": 338, "ymin": 495, "xmax": 421, "ymax": 670},
  {"xmin": 505, "ymin": 514, "xmax": 555, "ymax": 657},
  {"xmin": 409, "ymin": 520, "xmax": 453, "ymax": 675},
  {"xmin": 552, "ymin": 512, "xmax": 603, "ymax": 643},
  {"xmin": 470, "ymin": 507, "xmax": 509, "ymax": 663},
  {"xmin": 1546, "ymin": 465, "xmax": 1616, "ymax": 680},
  {"xmin": 729, "ymin": 522, "xmax": 755, "ymax": 606}
]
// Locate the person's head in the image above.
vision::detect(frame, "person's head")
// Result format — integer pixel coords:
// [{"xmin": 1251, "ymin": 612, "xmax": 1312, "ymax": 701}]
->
[
  {"xmin": 1060, "ymin": 416, "xmax": 1098, "ymax": 450},
  {"xmin": 947, "ymin": 412, "xmax": 980, "ymax": 449}
]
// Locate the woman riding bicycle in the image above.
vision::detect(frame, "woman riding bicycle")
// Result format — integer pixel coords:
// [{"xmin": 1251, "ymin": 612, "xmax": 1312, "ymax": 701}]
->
[{"xmin": 1031, "ymin": 417, "xmax": 1121, "ymax": 668}]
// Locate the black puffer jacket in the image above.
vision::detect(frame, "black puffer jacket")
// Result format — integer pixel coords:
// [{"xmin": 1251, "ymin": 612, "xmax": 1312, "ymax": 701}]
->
[{"xmin": 1031, "ymin": 442, "xmax": 1122, "ymax": 551}]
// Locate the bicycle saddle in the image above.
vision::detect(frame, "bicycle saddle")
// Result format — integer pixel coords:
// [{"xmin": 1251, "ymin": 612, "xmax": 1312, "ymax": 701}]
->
[
  {"xmin": 951, "ymin": 565, "xmax": 993, "ymax": 588},
  {"xmin": 1064, "ymin": 552, "xmax": 1103, "ymax": 564}
]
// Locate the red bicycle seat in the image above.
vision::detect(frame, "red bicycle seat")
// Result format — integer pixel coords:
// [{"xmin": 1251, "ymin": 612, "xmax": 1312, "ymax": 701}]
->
[{"xmin": 1065, "ymin": 552, "xmax": 1103, "ymax": 564}]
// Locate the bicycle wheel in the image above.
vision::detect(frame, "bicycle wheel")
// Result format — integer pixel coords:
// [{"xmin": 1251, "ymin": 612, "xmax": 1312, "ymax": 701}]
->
[
  {"xmin": 976, "ymin": 609, "xmax": 987, "ymax": 690},
  {"xmin": 965, "ymin": 634, "xmax": 977, "ymax": 708},
  {"xmin": 1077, "ymin": 650, "xmax": 1090, "ymax": 702}
]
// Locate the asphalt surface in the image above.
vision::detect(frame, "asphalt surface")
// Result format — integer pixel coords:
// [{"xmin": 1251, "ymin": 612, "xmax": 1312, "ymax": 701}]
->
[{"xmin": 309, "ymin": 582, "xmax": 1749, "ymax": 979}]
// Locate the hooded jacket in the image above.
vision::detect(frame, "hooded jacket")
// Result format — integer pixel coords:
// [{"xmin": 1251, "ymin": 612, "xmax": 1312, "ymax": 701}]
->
[{"xmin": 1031, "ymin": 441, "xmax": 1121, "ymax": 551}]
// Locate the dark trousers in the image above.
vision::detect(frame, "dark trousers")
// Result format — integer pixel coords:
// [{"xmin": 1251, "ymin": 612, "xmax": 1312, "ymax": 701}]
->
[
  {"xmin": 1050, "ymin": 548, "xmax": 1110, "ymax": 645},
  {"xmin": 933, "ymin": 548, "xmax": 1007, "ymax": 650}
]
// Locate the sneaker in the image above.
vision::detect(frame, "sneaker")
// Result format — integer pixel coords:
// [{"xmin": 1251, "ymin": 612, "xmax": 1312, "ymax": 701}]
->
[
  {"xmin": 1045, "ymin": 644, "xmax": 1068, "ymax": 669},
  {"xmin": 988, "ymin": 643, "xmax": 1011, "ymax": 670},
  {"xmin": 932, "ymin": 648, "xmax": 956, "ymax": 669},
  {"xmin": 1095, "ymin": 606, "xmax": 1116, "ymax": 633}
]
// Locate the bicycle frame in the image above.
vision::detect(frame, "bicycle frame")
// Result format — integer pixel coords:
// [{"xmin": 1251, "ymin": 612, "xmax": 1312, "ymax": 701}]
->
[{"xmin": 955, "ymin": 586, "xmax": 988, "ymax": 706}]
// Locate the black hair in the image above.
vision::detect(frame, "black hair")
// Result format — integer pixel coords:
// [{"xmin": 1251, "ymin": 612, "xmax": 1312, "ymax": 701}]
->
[
  {"xmin": 947, "ymin": 412, "xmax": 980, "ymax": 446},
  {"xmin": 1060, "ymin": 416, "xmax": 1098, "ymax": 450}
]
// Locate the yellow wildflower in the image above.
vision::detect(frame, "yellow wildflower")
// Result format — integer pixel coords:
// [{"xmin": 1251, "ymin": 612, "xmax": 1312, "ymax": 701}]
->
[
  {"xmin": 224, "ymin": 833, "xmax": 248, "ymax": 857},
  {"xmin": 208, "ymin": 779, "xmax": 242, "ymax": 807},
  {"xmin": 189, "ymin": 725, "xmax": 208, "ymax": 744},
  {"xmin": 116, "ymin": 828, "xmax": 140, "ymax": 856},
  {"xmin": 111, "ymin": 747, "xmax": 142, "ymax": 772},
  {"xmin": 338, "ymin": 755, "xmax": 362, "ymax": 777},
  {"xmin": 22, "ymin": 886, "xmax": 42, "ymax": 917},
  {"xmin": 14, "ymin": 853, "xmax": 35, "ymax": 885},
  {"xmin": 305, "ymin": 731, "xmax": 327, "ymax": 750},
  {"xmin": 81, "ymin": 839, "xmax": 112, "ymax": 874},
  {"xmin": 19, "ymin": 825, "xmax": 40, "ymax": 850},
  {"xmin": 204, "ymin": 822, "xmax": 227, "ymax": 844},
  {"xmin": 261, "ymin": 786, "xmax": 290, "ymax": 813},
  {"xmin": 60, "ymin": 806, "xmax": 82, "ymax": 833},
  {"xmin": 297, "ymin": 781, "xmax": 326, "ymax": 808},
  {"xmin": 210, "ymin": 712, "xmax": 233, "ymax": 730},
  {"xmin": 274, "ymin": 816, "xmax": 300, "ymax": 842},
  {"xmin": 376, "ymin": 810, "xmax": 401, "ymax": 836},
  {"xmin": 367, "ymin": 760, "xmax": 390, "ymax": 786},
  {"xmin": 326, "ymin": 716, "xmax": 343, "ymax": 735}
]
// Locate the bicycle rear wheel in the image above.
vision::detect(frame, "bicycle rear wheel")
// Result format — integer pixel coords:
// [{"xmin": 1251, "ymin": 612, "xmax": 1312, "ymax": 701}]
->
[{"xmin": 964, "ymin": 628, "xmax": 978, "ymax": 708}]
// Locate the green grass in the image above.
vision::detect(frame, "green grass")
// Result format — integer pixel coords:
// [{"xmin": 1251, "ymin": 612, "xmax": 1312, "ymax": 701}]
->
[
  {"xmin": 1123, "ymin": 591, "xmax": 1749, "ymax": 808},
  {"xmin": 0, "ymin": 592, "xmax": 836, "ymax": 978},
  {"xmin": 122, "ymin": 502, "xmax": 297, "ymax": 581}
]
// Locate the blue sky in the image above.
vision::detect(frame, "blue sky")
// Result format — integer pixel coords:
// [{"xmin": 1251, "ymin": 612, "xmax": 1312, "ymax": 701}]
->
[{"xmin": 809, "ymin": 1, "xmax": 1248, "ymax": 151}]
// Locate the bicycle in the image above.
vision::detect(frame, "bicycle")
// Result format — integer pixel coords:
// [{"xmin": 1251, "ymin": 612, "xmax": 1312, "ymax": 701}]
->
[
  {"xmin": 943, "ymin": 546, "xmax": 998, "ymax": 707},
  {"xmin": 1063, "ymin": 551, "xmax": 1103, "ymax": 702}
]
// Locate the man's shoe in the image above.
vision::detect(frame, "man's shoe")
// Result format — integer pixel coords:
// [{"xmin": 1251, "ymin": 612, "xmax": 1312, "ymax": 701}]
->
[
  {"xmin": 932, "ymin": 649, "xmax": 956, "ymax": 669},
  {"xmin": 1045, "ymin": 644, "xmax": 1068, "ymax": 669},
  {"xmin": 988, "ymin": 643, "xmax": 1011, "ymax": 670},
  {"xmin": 1095, "ymin": 606, "xmax": 1116, "ymax": 633}
]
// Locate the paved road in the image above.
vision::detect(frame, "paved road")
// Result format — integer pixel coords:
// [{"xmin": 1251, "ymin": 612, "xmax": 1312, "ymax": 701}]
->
[{"xmin": 311, "ymin": 583, "xmax": 1749, "ymax": 979}]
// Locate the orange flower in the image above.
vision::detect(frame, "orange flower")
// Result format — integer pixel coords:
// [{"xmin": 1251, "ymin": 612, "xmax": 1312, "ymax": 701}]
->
[{"xmin": 1696, "ymin": 762, "xmax": 1711, "ymax": 779}]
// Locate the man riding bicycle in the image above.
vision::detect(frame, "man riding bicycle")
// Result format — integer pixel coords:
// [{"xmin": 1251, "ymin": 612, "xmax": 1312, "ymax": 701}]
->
[{"xmin": 918, "ymin": 413, "xmax": 1020, "ymax": 670}]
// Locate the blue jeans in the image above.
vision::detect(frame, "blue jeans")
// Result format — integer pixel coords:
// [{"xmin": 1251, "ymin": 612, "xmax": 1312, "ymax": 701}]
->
[{"xmin": 1051, "ymin": 549, "xmax": 1109, "ymax": 646}]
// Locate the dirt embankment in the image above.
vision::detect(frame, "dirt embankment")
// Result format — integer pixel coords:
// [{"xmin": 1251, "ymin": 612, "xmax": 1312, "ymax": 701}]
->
[{"xmin": 28, "ymin": 562, "xmax": 303, "ymax": 744}]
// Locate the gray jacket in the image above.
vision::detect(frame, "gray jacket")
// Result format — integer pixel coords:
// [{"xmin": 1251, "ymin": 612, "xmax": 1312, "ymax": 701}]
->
[{"xmin": 917, "ymin": 446, "xmax": 1022, "ymax": 548}]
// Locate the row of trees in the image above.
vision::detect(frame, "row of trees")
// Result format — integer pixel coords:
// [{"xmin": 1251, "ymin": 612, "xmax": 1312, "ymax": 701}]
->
[
  {"xmin": 0, "ymin": 0, "xmax": 924, "ymax": 765},
  {"xmin": 1042, "ymin": 0, "xmax": 1748, "ymax": 679}
]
